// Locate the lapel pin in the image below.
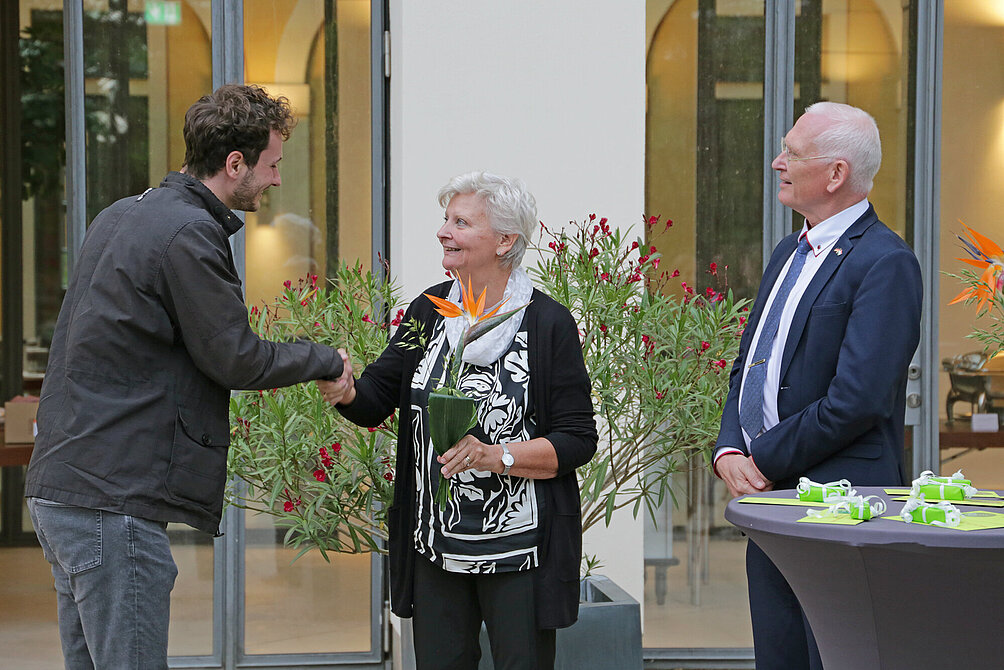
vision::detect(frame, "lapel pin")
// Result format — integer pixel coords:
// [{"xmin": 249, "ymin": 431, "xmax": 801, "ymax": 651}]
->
[{"xmin": 834, "ymin": 247, "xmax": 843, "ymax": 256}]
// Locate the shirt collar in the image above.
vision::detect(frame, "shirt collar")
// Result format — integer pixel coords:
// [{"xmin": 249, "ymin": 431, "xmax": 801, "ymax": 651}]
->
[
  {"xmin": 799, "ymin": 198, "xmax": 869, "ymax": 257},
  {"xmin": 160, "ymin": 171, "xmax": 245, "ymax": 236}
]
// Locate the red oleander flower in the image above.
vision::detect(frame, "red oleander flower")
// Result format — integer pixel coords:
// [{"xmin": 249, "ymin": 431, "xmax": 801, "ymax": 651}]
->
[
  {"xmin": 701, "ymin": 341, "xmax": 710, "ymax": 351},
  {"xmin": 383, "ymin": 472, "xmax": 393, "ymax": 482},
  {"xmin": 319, "ymin": 446, "xmax": 333, "ymax": 468},
  {"xmin": 313, "ymin": 469, "xmax": 326, "ymax": 482},
  {"xmin": 284, "ymin": 501, "xmax": 295, "ymax": 512}
]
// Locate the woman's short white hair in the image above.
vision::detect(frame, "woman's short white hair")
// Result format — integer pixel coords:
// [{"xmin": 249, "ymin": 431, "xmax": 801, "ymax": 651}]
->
[
  {"xmin": 437, "ymin": 171, "xmax": 537, "ymax": 269},
  {"xmin": 803, "ymin": 101, "xmax": 882, "ymax": 194}
]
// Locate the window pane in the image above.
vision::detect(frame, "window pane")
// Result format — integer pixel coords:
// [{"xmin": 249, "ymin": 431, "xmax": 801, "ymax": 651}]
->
[
  {"xmin": 2, "ymin": 4, "xmax": 66, "ymax": 666},
  {"xmin": 937, "ymin": 1, "xmax": 1004, "ymax": 484},
  {"xmin": 19, "ymin": 2, "xmax": 69, "ymax": 396},
  {"xmin": 80, "ymin": 0, "xmax": 214, "ymax": 657},
  {"xmin": 243, "ymin": 0, "xmax": 373, "ymax": 313},
  {"xmin": 244, "ymin": 511, "xmax": 373, "ymax": 655},
  {"xmin": 643, "ymin": 0, "xmax": 765, "ymax": 650},
  {"xmin": 241, "ymin": 0, "xmax": 375, "ymax": 657},
  {"xmin": 793, "ymin": 0, "xmax": 913, "ymax": 243}
]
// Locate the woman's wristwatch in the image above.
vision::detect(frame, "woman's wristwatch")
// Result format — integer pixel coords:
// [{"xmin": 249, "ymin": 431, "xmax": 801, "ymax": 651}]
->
[{"xmin": 500, "ymin": 442, "xmax": 514, "ymax": 476}]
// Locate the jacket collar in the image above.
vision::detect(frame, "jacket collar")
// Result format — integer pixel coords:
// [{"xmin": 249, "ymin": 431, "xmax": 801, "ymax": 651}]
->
[{"xmin": 159, "ymin": 171, "xmax": 245, "ymax": 236}]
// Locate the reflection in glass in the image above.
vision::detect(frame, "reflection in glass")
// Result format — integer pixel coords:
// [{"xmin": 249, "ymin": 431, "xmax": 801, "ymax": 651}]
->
[
  {"xmin": 793, "ymin": 0, "xmax": 912, "ymax": 243},
  {"xmin": 244, "ymin": 511, "xmax": 373, "ymax": 655},
  {"xmin": 241, "ymin": 0, "xmax": 375, "ymax": 657},
  {"xmin": 243, "ymin": 0, "xmax": 373, "ymax": 311},
  {"xmin": 937, "ymin": 0, "xmax": 1004, "ymax": 486},
  {"xmin": 644, "ymin": 0, "xmax": 765, "ymax": 650}
]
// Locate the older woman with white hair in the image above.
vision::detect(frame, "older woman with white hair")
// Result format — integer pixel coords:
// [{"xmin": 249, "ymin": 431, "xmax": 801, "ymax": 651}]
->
[{"xmin": 318, "ymin": 171, "xmax": 597, "ymax": 669}]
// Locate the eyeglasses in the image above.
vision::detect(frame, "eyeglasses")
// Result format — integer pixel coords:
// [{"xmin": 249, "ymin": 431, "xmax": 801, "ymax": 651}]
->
[{"xmin": 781, "ymin": 138, "xmax": 833, "ymax": 162}]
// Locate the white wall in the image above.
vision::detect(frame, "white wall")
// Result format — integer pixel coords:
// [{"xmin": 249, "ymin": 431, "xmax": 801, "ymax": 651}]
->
[{"xmin": 389, "ymin": 0, "xmax": 647, "ymax": 605}]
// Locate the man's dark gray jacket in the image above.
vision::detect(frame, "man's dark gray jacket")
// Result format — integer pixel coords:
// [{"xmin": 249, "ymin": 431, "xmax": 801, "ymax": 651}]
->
[{"xmin": 25, "ymin": 172, "xmax": 342, "ymax": 534}]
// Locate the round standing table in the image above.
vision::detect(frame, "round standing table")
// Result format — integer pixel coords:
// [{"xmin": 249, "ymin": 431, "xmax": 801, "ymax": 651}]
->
[{"xmin": 725, "ymin": 487, "xmax": 1004, "ymax": 669}]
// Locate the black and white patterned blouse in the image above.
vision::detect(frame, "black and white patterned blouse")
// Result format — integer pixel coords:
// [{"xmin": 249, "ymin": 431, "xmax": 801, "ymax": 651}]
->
[{"xmin": 410, "ymin": 319, "xmax": 544, "ymax": 573}]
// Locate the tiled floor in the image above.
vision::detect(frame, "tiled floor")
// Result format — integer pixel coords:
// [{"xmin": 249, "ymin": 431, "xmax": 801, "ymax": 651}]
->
[{"xmin": 0, "ymin": 539, "xmax": 373, "ymax": 668}]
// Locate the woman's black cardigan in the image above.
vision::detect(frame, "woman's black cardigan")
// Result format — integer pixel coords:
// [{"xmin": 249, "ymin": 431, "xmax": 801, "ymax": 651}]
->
[{"xmin": 338, "ymin": 280, "xmax": 598, "ymax": 629}]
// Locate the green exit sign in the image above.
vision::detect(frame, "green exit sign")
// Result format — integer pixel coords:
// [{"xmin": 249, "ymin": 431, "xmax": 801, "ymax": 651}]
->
[{"xmin": 145, "ymin": 0, "xmax": 181, "ymax": 26}]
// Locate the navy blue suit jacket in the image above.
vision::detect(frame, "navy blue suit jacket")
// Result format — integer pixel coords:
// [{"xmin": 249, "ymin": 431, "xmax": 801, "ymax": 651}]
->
[{"xmin": 716, "ymin": 205, "xmax": 922, "ymax": 489}]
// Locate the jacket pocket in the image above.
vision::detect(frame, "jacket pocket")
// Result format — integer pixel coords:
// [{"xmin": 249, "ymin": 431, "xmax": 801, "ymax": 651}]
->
[
  {"xmin": 810, "ymin": 301, "xmax": 849, "ymax": 317},
  {"xmin": 165, "ymin": 406, "xmax": 228, "ymax": 509},
  {"xmin": 837, "ymin": 438, "xmax": 884, "ymax": 460}
]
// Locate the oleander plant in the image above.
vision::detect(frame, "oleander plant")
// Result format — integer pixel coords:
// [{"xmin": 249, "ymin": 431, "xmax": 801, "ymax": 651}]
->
[
  {"xmin": 228, "ymin": 216, "xmax": 748, "ymax": 557},
  {"xmin": 227, "ymin": 263, "xmax": 404, "ymax": 559},
  {"xmin": 532, "ymin": 215, "xmax": 747, "ymax": 531}
]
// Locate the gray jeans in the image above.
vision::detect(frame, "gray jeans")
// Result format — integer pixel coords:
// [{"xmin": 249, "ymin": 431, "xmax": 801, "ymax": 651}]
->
[{"xmin": 27, "ymin": 497, "xmax": 179, "ymax": 670}]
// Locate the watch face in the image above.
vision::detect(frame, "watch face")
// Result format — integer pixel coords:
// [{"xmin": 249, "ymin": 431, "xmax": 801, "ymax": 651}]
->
[{"xmin": 502, "ymin": 452, "xmax": 515, "ymax": 466}]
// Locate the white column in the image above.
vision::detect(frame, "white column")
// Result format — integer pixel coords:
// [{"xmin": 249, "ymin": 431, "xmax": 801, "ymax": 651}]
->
[{"xmin": 389, "ymin": 0, "xmax": 646, "ymax": 606}]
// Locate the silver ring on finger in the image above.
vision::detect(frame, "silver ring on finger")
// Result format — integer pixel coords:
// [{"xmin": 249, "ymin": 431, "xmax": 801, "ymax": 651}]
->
[{"xmin": 464, "ymin": 455, "xmax": 472, "ymax": 467}]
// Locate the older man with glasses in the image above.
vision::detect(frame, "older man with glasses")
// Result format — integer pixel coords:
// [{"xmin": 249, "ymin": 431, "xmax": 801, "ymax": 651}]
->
[{"xmin": 713, "ymin": 102, "xmax": 923, "ymax": 670}]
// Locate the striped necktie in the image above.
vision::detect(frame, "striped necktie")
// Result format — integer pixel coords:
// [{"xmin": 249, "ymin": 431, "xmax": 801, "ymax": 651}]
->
[{"xmin": 739, "ymin": 237, "xmax": 813, "ymax": 439}]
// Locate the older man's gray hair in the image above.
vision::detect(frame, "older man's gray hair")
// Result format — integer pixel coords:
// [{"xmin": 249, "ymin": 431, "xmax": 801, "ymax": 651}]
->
[{"xmin": 804, "ymin": 101, "xmax": 882, "ymax": 195}]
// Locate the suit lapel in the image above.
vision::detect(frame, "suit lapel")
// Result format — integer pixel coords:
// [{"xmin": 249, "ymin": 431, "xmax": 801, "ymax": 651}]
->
[{"xmin": 778, "ymin": 206, "xmax": 879, "ymax": 379}]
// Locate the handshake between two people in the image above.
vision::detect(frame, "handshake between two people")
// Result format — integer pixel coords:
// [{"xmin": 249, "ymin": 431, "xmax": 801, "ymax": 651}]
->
[
  {"xmin": 313, "ymin": 350, "xmax": 507, "ymax": 480},
  {"xmin": 317, "ymin": 349, "xmax": 355, "ymax": 406}
]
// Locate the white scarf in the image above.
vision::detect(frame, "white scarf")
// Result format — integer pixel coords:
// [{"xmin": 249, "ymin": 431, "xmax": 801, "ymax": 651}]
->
[{"xmin": 444, "ymin": 266, "xmax": 533, "ymax": 367}]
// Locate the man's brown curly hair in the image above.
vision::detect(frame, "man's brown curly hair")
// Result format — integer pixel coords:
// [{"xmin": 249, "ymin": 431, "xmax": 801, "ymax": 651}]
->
[{"xmin": 182, "ymin": 84, "xmax": 296, "ymax": 179}]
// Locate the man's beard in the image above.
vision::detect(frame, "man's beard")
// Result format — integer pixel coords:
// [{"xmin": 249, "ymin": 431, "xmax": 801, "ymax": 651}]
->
[{"xmin": 231, "ymin": 170, "xmax": 262, "ymax": 212}]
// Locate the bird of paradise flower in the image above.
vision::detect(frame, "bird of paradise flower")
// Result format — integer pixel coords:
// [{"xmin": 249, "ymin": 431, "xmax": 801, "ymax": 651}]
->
[
  {"xmin": 424, "ymin": 277, "xmax": 530, "ymax": 390},
  {"xmin": 421, "ymin": 278, "xmax": 529, "ymax": 505},
  {"xmin": 949, "ymin": 224, "xmax": 1004, "ymax": 313}
]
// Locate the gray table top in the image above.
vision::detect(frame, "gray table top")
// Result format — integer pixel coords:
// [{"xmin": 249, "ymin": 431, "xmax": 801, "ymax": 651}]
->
[{"xmin": 724, "ymin": 486, "xmax": 1004, "ymax": 549}]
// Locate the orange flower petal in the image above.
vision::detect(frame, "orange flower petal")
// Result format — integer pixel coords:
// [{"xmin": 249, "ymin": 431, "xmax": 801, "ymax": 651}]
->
[
  {"xmin": 963, "ymin": 222, "xmax": 1004, "ymax": 259},
  {"xmin": 957, "ymin": 258, "xmax": 991, "ymax": 269},
  {"xmin": 474, "ymin": 287, "xmax": 486, "ymax": 319},
  {"xmin": 979, "ymin": 265, "xmax": 998, "ymax": 290},
  {"xmin": 424, "ymin": 293, "xmax": 463, "ymax": 318},
  {"xmin": 948, "ymin": 288, "xmax": 976, "ymax": 305},
  {"xmin": 461, "ymin": 277, "xmax": 477, "ymax": 316}
]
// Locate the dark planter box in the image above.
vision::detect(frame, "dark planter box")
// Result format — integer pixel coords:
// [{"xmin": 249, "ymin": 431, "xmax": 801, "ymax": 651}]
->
[{"xmin": 477, "ymin": 575, "xmax": 642, "ymax": 670}]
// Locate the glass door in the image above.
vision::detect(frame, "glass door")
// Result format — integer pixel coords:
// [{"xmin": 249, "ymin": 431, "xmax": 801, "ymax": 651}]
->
[
  {"xmin": 936, "ymin": 1, "xmax": 1004, "ymax": 488},
  {"xmin": 235, "ymin": 0, "xmax": 384, "ymax": 666}
]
